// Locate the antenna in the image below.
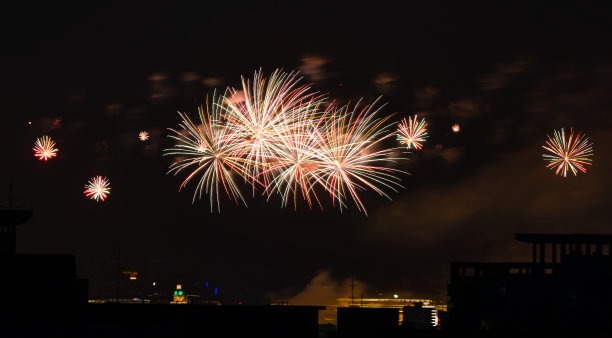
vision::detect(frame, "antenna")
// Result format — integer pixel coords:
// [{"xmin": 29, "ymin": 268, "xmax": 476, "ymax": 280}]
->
[
  {"xmin": 115, "ymin": 246, "xmax": 121, "ymax": 303},
  {"xmin": 9, "ymin": 177, "xmax": 13, "ymax": 210},
  {"xmin": 349, "ymin": 267, "xmax": 359, "ymax": 307}
]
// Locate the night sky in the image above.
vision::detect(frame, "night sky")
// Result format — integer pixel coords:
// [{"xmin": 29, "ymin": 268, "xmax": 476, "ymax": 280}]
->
[{"xmin": 2, "ymin": 2, "xmax": 612, "ymax": 306}]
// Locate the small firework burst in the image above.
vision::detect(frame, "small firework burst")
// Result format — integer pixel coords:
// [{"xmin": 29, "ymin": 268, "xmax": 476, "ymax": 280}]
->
[
  {"xmin": 451, "ymin": 124, "xmax": 460, "ymax": 133},
  {"xmin": 84, "ymin": 176, "xmax": 111, "ymax": 202},
  {"xmin": 397, "ymin": 115, "xmax": 428, "ymax": 150},
  {"xmin": 33, "ymin": 135, "xmax": 59, "ymax": 161},
  {"xmin": 139, "ymin": 131, "xmax": 149, "ymax": 141},
  {"xmin": 542, "ymin": 127, "xmax": 594, "ymax": 177}
]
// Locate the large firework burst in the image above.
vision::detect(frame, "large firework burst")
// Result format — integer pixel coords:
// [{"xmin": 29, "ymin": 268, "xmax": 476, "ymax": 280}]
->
[
  {"xmin": 164, "ymin": 69, "xmax": 409, "ymax": 214},
  {"xmin": 84, "ymin": 176, "xmax": 111, "ymax": 202},
  {"xmin": 397, "ymin": 115, "xmax": 428, "ymax": 150},
  {"xmin": 33, "ymin": 135, "xmax": 58, "ymax": 161},
  {"xmin": 542, "ymin": 127, "xmax": 594, "ymax": 177}
]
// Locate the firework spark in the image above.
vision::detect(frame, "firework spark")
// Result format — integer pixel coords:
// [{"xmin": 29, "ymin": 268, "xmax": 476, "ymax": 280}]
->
[
  {"xmin": 139, "ymin": 131, "xmax": 149, "ymax": 141},
  {"xmin": 84, "ymin": 176, "xmax": 111, "ymax": 202},
  {"xmin": 397, "ymin": 115, "xmax": 428, "ymax": 149},
  {"xmin": 33, "ymin": 135, "xmax": 58, "ymax": 161},
  {"xmin": 542, "ymin": 127, "xmax": 594, "ymax": 177},
  {"xmin": 451, "ymin": 124, "xmax": 460, "ymax": 133}
]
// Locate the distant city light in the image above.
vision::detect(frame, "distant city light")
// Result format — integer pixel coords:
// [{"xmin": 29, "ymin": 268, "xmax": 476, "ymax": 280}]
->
[
  {"xmin": 153, "ymin": 282, "xmax": 156, "ymax": 286},
  {"xmin": 215, "ymin": 287, "xmax": 218, "ymax": 295},
  {"xmin": 452, "ymin": 124, "xmax": 460, "ymax": 133},
  {"xmin": 394, "ymin": 294, "xmax": 399, "ymax": 299},
  {"xmin": 205, "ymin": 282, "xmax": 209, "ymax": 287}
]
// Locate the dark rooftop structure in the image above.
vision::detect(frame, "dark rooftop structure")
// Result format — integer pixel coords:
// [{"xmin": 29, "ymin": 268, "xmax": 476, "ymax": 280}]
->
[
  {"xmin": 337, "ymin": 307, "xmax": 399, "ymax": 337},
  {"xmin": 0, "ymin": 200, "xmax": 324, "ymax": 337},
  {"xmin": 447, "ymin": 233, "xmax": 612, "ymax": 334}
]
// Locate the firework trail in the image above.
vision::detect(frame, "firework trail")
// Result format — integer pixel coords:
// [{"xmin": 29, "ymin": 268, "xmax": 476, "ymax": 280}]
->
[
  {"xmin": 33, "ymin": 135, "xmax": 58, "ymax": 161},
  {"xmin": 542, "ymin": 127, "xmax": 593, "ymax": 177},
  {"xmin": 165, "ymin": 91, "xmax": 250, "ymax": 212},
  {"xmin": 84, "ymin": 176, "xmax": 111, "ymax": 202},
  {"xmin": 397, "ymin": 115, "xmax": 428, "ymax": 150}
]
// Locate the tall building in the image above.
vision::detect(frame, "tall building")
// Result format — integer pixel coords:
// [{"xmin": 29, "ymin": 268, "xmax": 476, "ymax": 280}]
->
[{"xmin": 448, "ymin": 233, "xmax": 612, "ymax": 333}]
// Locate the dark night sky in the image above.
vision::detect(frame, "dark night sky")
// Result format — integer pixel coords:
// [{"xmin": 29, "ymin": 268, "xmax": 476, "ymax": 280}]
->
[{"xmin": 2, "ymin": 2, "xmax": 612, "ymax": 305}]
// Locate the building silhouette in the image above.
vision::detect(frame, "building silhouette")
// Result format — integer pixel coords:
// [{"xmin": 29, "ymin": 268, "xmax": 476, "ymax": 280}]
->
[
  {"xmin": 337, "ymin": 307, "xmax": 399, "ymax": 337},
  {"xmin": 0, "ymin": 200, "xmax": 324, "ymax": 337},
  {"xmin": 448, "ymin": 233, "xmax": 612, "ymax": 334},
  {"xmin": 402, "ymin": 302, "xmax": 438, "ymax": 329}
]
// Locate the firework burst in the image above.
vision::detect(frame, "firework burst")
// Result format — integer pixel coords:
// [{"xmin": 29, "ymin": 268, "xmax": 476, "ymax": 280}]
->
[
  {"xmin": 263, "ymin": 99, "xmax": 330, "ymax": 209},
  {"xmin": 165, "ymin": 92, "xmax": 251, "ymax": 212},
  {"xmin": 542, "ymin": 127, "xmax": 594, "ymax": 177},
  {"xmin": 84, "ymin": 176, "xmax": 111, "ymax": 202},
  {"xmin": 221, "ymin": 69, "xmax": 325, "ymax": 190},
  {"xmin": 397, "ymin": 115, "xmax": 428, "ymax": 149},
  {"xmin": 311, "ymin": 98, "xmax": 406, "ymax": 215},
  {"xmin": 164, "ymin": 69, "xmax": 410, "ymax": 214},
  {"xmin": 33, "ymin": 135, "xmax": 58, "ymax": 161}
]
